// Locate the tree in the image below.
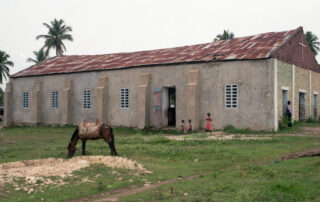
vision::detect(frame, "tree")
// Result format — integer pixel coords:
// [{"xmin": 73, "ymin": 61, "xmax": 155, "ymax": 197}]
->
[
  {"xmin": 214, "ymin": 29, "xmax": 235, "ymax": 41},
  {"xmin": 26, "ymin": 48, "xmax": 48, "ymax": 64},
  {"xmin": 0, "ymin": 50, "xmax": 13, "ymax": 84},
  {"xmin": 0, "ymin": 88, "xmax": 3, "ymax": 105},
  {"xmin": 36, "ymin": 18, "xmax": 73, "ymax": 56},
  {"xmin": 305, "ymin": 31, "xmax": 320, "ymax": 56}
]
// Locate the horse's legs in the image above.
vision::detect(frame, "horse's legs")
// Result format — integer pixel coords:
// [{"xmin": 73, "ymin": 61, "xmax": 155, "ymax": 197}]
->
[
  {"xmin": 101, "ymin": 136, "xmax": 114, "ymax": 156},
  {"xmin": 111, "ymin": 144, "xmax": 117, "ymax": 156},
  {"xmin": 82, "ymin": 139, "xmax": 87, "ymax": 155}
]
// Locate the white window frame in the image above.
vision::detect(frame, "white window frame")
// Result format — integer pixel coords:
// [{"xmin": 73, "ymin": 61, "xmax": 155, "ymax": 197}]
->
[
  {"xmin": 120, "ymin": 88, "xmax": 130, "ymax": 109},
  {"xmin": 281, "ymin": 86, "xmax": 289, "ymax": 91},
  {"xmin": 51, "ymin": 91, "xmax": 59, "ymax": 108},
  {"xmin": 225, "ymin": 84, "xmax": 238, "ymax": 109},
  {"xmin": 23, "ymin": 92, "xmax": 29, "ymax": 109},
  {"xmin": 83, "ymin": 90, "xmax": 91, "ymax": 109}
]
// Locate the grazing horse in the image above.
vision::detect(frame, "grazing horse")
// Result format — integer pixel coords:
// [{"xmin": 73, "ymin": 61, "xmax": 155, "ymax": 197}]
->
[{"xmin": 67, "ymin": 122, "xmax": 117, "ymax": 158}]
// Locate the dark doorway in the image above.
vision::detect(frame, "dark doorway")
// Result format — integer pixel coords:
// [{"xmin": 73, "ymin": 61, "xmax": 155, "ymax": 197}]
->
[
  {"xmin": 282, "ymin": 90, "xmax": 288, "ymax": 117},
  {"xmin": 299, "ymin": 92, "xmax": 305, "ymax": 121},
  {"xmin": 168, "ymin": 88, "xmax": 176, "ymax": 126},
  {"xmin": 314, "ymin": 94, "xmax": 318, "ymax": 120}
]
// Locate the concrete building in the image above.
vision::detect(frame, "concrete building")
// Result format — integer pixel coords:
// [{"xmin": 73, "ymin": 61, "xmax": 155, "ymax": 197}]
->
[{"xmin": 4, "ymin": 27, "xmax": 320, "ymax": 130}]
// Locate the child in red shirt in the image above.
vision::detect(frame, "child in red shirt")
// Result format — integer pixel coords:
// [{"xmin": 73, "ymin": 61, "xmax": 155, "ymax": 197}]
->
[{"xmin": 205, "ymin": 113, "xmax": 213, "ymax": 132}]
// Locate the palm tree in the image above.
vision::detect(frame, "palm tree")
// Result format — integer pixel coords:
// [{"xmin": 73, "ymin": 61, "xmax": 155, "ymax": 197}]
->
[
  {"xmin": 36, "ymin": 18, "xmax": 73, "ymax": 56},
  {"xmin": 26, "ymin": 48, "xmax": 48, "ymax": 64},
  {"xmin": 0, "ymin": 51, "xmax": 13, "ymax": 84},
  {"xmin": 214, "ymin": 29, "xmax": 235, "ymax": 41},
  {"xmin": 305, "ymin": 31, "xmax": 320, "ymax": 56}
]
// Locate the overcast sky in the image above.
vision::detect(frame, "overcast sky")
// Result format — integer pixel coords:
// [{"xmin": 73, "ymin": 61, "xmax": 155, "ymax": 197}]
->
[{"xmin": 1, "ymin": 0, "xmax": 320, "ymax": 87}]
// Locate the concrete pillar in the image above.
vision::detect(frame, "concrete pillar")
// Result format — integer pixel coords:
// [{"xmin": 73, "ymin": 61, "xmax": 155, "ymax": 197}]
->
[
  {"xmin": 96, "ymin": 75, "xmax": 108, "ymax": 124},
  {"xmin": 4, "ymin": 81, "xmax": 13, "ymax": 126},
  {"xmin": 137, "ymin": 73, "xmax": 150, "ymax": 129},
  {"xmin": 61, "ymin": 79, "xmax": 73, "ymax": 125},
  {"xmin": 31, "ymin": 80, "xmax": 43, "ymax": 125},
  {"xmin": 186, "ymin": 70, "xmax": 200, "ymax": 129}
]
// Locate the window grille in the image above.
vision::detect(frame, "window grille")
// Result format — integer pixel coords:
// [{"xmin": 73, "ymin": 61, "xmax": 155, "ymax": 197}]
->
[
  {"xmin": 120, "ymin": 88, "xmax": 130, "ymax": 108},
  {"xmin": 51, "ymin": 91, "xmax": 59, "ymax": 108},
  {"xmin": 225, "ymin": 84, "xmax": 238, "ymax": 108},
  {"xmin": 23, "ymin": 92, "xmax": 29, "ymax": 108},
  {"xmin": 83, "ymin": 90, "xmax": 91, "ymax": 109}
]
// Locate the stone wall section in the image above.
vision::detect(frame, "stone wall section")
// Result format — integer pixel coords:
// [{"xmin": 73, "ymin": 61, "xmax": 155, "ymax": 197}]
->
[
  {"xmin": 277, "ymin": 61, "xmax": 292, "ymax": 121},
  {"xmin": 8, "ymin": 59, "xmax": 275, "ymax": 130},
  {"xmin": 294, "ymin": 66, "xmax": 310, "ymax": 120},
  {"xmin": 311, "ymin": 72, "xmax": 320, "ymax": 120}
]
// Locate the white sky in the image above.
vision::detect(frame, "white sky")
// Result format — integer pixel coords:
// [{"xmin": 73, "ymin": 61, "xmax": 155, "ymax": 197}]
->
[{"xmin": 1, "ymin": 0, "xmax": 320, "ymax": 87}]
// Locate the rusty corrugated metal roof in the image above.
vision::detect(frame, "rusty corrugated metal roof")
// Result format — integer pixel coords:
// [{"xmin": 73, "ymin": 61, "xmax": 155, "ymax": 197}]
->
[{"xmin": 12, "ymin": 28, "xmax": 300, "ymax": 77}]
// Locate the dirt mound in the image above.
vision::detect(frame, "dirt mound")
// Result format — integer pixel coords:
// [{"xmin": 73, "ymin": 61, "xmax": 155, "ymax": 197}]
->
[
  {"xmin": 0, "ymin": 156, "xmax": 151, "ymax": 193},
  {"xmin": 165, "ymin": 134, "xmax": 271, "ymax": 141},
  {"xmin": 281, "ymin": 148, "xmax": 320, "ymax": 160}
]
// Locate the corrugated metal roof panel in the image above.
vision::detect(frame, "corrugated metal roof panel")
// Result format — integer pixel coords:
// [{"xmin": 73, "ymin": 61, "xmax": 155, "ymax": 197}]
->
[{"xmin": 12, "ymin": 28, "xmax": 300, "ymax": 77}]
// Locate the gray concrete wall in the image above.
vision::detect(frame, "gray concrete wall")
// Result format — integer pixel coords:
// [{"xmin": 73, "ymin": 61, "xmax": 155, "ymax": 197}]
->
[{"xmin": 8, "ymin": 59, "xmax": 275, "ymax": 130}]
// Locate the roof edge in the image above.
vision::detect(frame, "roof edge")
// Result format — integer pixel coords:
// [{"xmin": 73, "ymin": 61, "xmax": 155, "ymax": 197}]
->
[
  {"xmin": 11, "ymin": 56, "xmax": 58, "ymax": 77},
  {"xmin": 269, "ymin": 26, "xmax": 303, "ymax": 58}
]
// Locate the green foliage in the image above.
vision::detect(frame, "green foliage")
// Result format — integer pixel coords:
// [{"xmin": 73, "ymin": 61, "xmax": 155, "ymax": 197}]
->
[
  {"xmin": 0, "ymin": 88, "xmax": 3, "ymax": 105},
  {"xmin": 26, "ymin": 48, "xmax": 48, "ymax": 64},
  {"xmin": 279, "ymin": 117, "xmax": 290, "ymax": 129},
  {"xmin": 37, "ymin": 18, "xmax": 73, "ymax": 56},
  {"xmin": 223, "ymin": 125, "xmax": 265, "ymax": 134},
  {"xmin": 306, "ymin": 117, "xmax": 319, "ymax": 123},
  {"xmin": 305, "ymin": 31, "xmax": 320, "ymax": 56},
  {"xmin": 214, "ymin": 29, "xmax": 235, "ymax": 41},
  {"xmin": 0, "ymin": 50, "xmax": 13, "ymax": 84}
]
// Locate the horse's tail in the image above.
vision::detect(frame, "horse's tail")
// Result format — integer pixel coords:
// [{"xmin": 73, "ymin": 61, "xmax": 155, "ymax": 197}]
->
[
  {"xmin": 70, "ymin": 127, "xmax": 79, "ymax": 142},
  {"xmin": 110, "ymin": 127, "xmax": 115, "ymax": 147}
]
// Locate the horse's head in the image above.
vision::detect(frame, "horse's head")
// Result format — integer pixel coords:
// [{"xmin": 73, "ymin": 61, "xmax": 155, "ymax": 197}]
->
[{"xmin": 67, "ymin": 142, "xmax": 76, "ymax": 158}]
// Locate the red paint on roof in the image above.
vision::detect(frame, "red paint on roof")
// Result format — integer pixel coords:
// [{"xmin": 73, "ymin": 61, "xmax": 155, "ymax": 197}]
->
[{"xmin": 13, "ymin": 27, "xmax": 312, "ymax": 78}]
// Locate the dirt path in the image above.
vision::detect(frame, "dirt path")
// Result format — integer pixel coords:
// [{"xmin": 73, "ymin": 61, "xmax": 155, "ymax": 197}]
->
[{"xmin": 69, "ymin": 175, "xmax": 200, "ymax": 202}]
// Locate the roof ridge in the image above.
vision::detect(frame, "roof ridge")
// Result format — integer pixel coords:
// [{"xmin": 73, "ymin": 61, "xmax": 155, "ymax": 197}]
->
[{"xmin": 11, "ymin": 27, "xmax": 302, "ymax": 78}]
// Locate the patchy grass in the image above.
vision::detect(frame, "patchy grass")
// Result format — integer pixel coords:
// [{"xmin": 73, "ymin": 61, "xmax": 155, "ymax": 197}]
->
[
  {"xmin": 0, "ymin": 125, "xmax": 319, "ymax": 201},
  {"xmin": 223, "ymin": 121, "xmax": 320, "ymax": 135}
]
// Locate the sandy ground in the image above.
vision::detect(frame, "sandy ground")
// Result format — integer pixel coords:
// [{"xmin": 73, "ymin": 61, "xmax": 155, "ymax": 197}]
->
[
  {"xmin": 0, "ymin": 156, "xmax": 151, "ymax": 193},
  {"xmin": 165, "ymin": 132, "xmax": 272, "ymax": 141}
]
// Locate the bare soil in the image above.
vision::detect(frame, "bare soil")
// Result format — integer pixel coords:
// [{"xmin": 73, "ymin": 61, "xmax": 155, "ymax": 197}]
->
[
  {"xmin": 281, "ymin": 148, "xmax": 320, "ymax": 160},
  {"xmin": 165, "ymin": 132, "xmax": 272, "ymax": 141},
  {"xmin": 0, "ymin": 156, "xmax": 151, "ymax": 193}
]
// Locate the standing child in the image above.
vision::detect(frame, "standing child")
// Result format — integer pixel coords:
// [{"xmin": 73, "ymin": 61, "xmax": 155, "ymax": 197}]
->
[
  {"xmin": 205, "ymin": 113, "xmax": 213, "ymax": 132},
  {"xmin": 187, "ymin": 119, "xmax": 192, "ymax": 133},
  {"xmin": 180, "ymin": 120, "xmax": 186, "ymax": 134}
]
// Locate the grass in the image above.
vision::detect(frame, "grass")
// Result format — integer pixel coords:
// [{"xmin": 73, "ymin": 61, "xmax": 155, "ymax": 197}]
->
[
  {"xmin": 0, "ymin": 124, "xmax": 319, "ymax": 201},
  {"xmin": 223, "ymin": 121, "xmax": 320, "ymax": 134}
]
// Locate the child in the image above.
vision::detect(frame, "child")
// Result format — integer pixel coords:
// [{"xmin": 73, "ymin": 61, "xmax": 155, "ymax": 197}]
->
[
  {"xmin": 205, "ymin": 113, "xmax": 213, "ymax": 132},
  {"xmin": 187, "ymin": 119, "xmax": 192, "ymax": 133},
  {"xmin": 180, "ymin": 120, "xmax": 186, "ymax": 134}
]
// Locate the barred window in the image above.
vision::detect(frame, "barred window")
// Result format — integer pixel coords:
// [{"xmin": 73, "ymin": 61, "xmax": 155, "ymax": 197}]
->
[
  {"xmin": 23, "ymin": 92, "xmax": 29, "ymax": 108},
  {"xmin": 120, "ymin": 88, "xmax": 129, "ymax": 108},
  {"xmin": 51, "ymin": 91, "xmax": 59, "ymax": 108},
  {"xmin": 225, "ymin": 84, "xmax": 238, "ymax": 108},
  {"xmin": 83, "ymin": 90, "xmax": 91, "ymax": 109}
]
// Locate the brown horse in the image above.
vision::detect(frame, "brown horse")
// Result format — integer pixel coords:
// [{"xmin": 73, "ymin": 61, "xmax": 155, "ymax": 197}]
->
[{"xmin": 67, "ymin": 123, "xmax": 117, "ymax": 158}]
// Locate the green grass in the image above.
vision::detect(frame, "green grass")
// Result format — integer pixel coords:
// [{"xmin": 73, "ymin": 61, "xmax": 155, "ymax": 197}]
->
[
  {"xmin": 0, "ymin": 125, "xmax": 320, "ymax": 201},
  {"xmin": 223, "ymin": 121, "xmax": 320, "ymax": 135}
]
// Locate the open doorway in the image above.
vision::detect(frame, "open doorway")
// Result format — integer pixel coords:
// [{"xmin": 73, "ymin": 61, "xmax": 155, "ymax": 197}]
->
[
  {"xmin": 282, "ymin": 90, "xmax": 288, "ymax": 117},
  {"xmin": 167, "ymin": 88, "xmax": 176, "ymax": 126},
  {"xmin": 299, "ymin": 92, "xmax": 305, "ymax": 121}
]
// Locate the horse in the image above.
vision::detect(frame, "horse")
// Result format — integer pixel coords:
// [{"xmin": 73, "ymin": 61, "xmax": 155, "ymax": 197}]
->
[{"xmin": 67, "ymin": 122, "xmax": 117, "ymax": 158}]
